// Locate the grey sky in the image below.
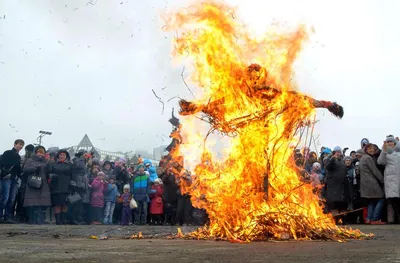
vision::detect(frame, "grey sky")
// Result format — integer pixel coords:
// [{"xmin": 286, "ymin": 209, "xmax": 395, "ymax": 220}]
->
[{"xmin": 1, "ymin": 0, "xmax": 399, "ymax": 155}]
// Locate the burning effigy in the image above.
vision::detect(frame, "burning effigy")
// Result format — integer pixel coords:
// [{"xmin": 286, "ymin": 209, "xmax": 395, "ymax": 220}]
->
[{"xmin": 162, "ymin": 0, "xmax": 370, "ymax": 242}]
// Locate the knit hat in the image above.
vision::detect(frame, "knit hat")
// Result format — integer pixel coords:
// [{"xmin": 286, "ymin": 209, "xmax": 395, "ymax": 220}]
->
[
  {"xmin": 333, "ymin": 146, "xmax": 342, "ymax": 152},
  {"xmin": 123, "ymin": 184, "xmax": 130, "ymax": 190},
  {"xmin": 355, "ymin": 149, "xmax": 364, "ymax": 156},
  {"xmin": 386, "ymin": 136, "xmax": 397, "ymax": 144},
  {"xmin": 322, "ymin": 148, "xmax": 332, "ymax": 154},
  {"xmin": 97, "ymin": 171, "xmax": 105, "ymax": 177},
  {"xmin": 137, "ymin": 164, "xmax": 145, "ymax": 170},
  {"xmin": 343, "ymin": 156, "xmax": 352, "ymax": 162},
  {"xmin": 312, "ymin": 162, "xmax": 321, "ymax": 170},
  {"xmin": 361, "ymin": 138, "xmax": 369, "ymax": 147}
]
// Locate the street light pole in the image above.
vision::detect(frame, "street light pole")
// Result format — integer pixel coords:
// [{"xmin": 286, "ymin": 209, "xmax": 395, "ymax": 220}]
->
[{"xmin": 37, "ymin": 130, "xmax": 52, "ymax": 146}]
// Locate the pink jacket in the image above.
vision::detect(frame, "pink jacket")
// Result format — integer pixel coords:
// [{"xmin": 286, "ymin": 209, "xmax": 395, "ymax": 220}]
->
[{"xmin": 90, "ymin": 177, "xmax": 107, "ymax": 207}]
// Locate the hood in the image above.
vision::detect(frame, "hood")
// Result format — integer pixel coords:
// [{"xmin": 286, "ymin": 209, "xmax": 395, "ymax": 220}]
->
[
  {"xmin": 56, "ymin": 149, "xmax": 70, "ymax": 161},
  {"xmin": 148, "ymin": 166, "xmax": 156, "ymax": 173},
  {"xmin": 143, "ymin": 159, "xmax": 152, "ymax": 166}
]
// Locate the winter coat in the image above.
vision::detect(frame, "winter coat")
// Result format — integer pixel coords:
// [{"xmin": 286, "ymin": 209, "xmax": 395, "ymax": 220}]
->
[
  {"xmin": 102, "ymin": 168, "xmax": 115, "ymax": 181},
  {"xmin": 360, "ymin": 153, "xmax": 384, "ymax": 198},
  {"xmin": 90, "ymin": 177, "xmax": 107, "ymax": 207},
  {"xmin": 377, "ymin": 144, "xmax": 400, "ymax": 198},
  {"xmin": 161, "ymin": 173, "xmax": 179, "ymax": 203},
  {"xmin": 121, "ymin": 192, "xmax": 131, "ymax": 207},
  {"xmin": 115, "ymin": 166, "xmax": 129, "ymax": 192},
  {"xmin": 71, "ymin": 157, "xmax": 87, "ymax": 189},
  {"xmin": 23, "ymin": 156, "xmax": 51, "ymax": 207},
  {"xmin": 150, "ymin": 184, "xmax": 164, "ymax": 214},
  {"xmin": 0, "ymin": 148, "xmax": 22, "ymax": 179},
  {"xmin": 48, "ymin": 160, "xmax": 72, "ymax": 194},
  {"xmin": 131, "ymin": 173, "xmax": 151, "ymax": 202},
  {"xmin": 309, "ymin": 171, "xmax": 321, "ymax": 188},
  {"xmin": 79, "ymin": 172, "xmax": 92, "ymax": 204},
  {"xmin": 325, "ymin": 157, "xmax": 350, "ymax": 203},
  {"xmin": 104, "ymin": 183, "xmax": 120, "ymax": 203}
]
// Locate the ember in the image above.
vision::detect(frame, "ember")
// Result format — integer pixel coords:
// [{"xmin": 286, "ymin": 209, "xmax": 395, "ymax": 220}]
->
[{"xmin": 163, "ymin": 0, "xmax": 370, "ymax": 241}]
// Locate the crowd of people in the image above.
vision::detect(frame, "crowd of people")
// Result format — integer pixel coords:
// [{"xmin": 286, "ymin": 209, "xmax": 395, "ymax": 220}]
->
[
  {"xmin": 0, "ymin": 135, "xmax": 399, "ymax": 226},
  {"xmin": 0, "ymin": 140, "xmax": 202, "ymax": 226},
  {"xmin": 296, "ymin": 136, "xmax": 400, "ymax": 225}
]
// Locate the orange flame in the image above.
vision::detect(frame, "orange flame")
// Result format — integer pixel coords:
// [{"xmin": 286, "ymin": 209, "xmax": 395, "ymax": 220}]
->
[{"xmin": 163, "ymin": 0, "xmax": 368, "ymax": 241}]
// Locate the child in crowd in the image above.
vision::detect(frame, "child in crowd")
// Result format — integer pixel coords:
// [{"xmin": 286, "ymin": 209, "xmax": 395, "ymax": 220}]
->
[
  {"xmin": 310, "ymin": 162, "xmax": 322, "ymax": 189},
  {"xmin": 103, "ymin": 176, "xmax": 120, "ymax": 225},
  {"xmin": 90, "ymin": 172, "xmax": 107, "ymax": 225},
  {"xmin": 121, "ymin": 184, "xmax": 132, "ymax": 226},
  {"xmin": 149, "ymin": 178, "xmax": 164, "ymax": 225}
]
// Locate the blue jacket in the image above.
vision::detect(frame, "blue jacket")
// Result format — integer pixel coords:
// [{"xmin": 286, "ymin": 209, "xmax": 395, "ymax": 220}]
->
[
  {"xmin": 131, "ymin": 173, "xmax": 151, "ymax": 202},
  {"xmin": 104, "ymin": 183, "xmax": 120, "ymax": 203}
]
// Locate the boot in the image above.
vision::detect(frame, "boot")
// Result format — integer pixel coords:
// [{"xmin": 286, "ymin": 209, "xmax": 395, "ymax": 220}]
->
[
  {"xmin": 61, "ymin": 213, "xmax": 68, "ymax": 225},
  {"xmin": 55, "ymin": 213, "xmax": 62, "ymax": 225}
]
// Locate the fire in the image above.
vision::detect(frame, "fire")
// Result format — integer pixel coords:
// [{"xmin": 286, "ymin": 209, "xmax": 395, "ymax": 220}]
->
[{"xmin": 163, "ymin": 0, "xmax": 368, "ymax": 241}]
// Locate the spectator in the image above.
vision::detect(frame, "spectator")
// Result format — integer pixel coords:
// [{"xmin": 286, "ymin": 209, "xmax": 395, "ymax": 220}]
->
[
  {"xmin": 102, "ymin": 161, "xmax": 114, "ymax": 180},
  {"xmin": 114, "ymin": 160, "xmax": 129, "ymax": 224},
  {"xmin": 131, "ymin": 164, "xmax": 151, "ymax": 225},
  {"xmin": 344, "ymin": 156, "xmax": 354, "ymax": 210},
  {"xmin": 377, "ymin": 137, "xmax": 400, "ymax": 224},
  {"xmin": 103, "ymin": 176, "xmax": 120, "ymax": 224},
  {"xmin": 90, "ymin": 171, "xmax": 107, "ymax": 225},
  {"xmin": 149, "ymin": 178, "xmax": 164, "ymax": 225},
  {"xmin": 71, "ymin": 149, "xmax": 89, "ymax": 225},
  {"xmin": 16, "ymin": 143, "xmax": 35, "ymax": 223},
  {"xmin": 309, "ymin": 162, "xmax": 322, "ymax": 189},
  {"xmin": 23, "ymin": 146, "xmax": 51, "ymax": 224},
  {"xmin": 120, "ymin": 184, "xmax": 132, "ymax": 225},
  {"xmin": 48, "ymin": 149, "xmax": 72, "ymax": 225},
  {"xmin": 176, "ymin": 171, "xmax": 193, "ymax": 226},
  {"xmin": 361, "ymin": 138, "xmax": 369, "ymax": 151},
  {"xmin": 0, "ymin": 139, "xmax": 24, "ymax": 223},
  {"xmin": 360, "ymin": 143, "xmax": 385, "ymax": 224},
  {"xmin": 325, "ymin": 146, "xmax": 350, "ymax": 223},
  {"xmin": 162, "ymin": 168, "xmax": 179, "ymax": 225}
]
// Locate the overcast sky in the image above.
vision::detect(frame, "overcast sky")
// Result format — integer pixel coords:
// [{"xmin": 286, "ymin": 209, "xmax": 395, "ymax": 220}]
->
[{"xmin": 0, "ymin": 0, "xmax": 399, "ymax": 155}]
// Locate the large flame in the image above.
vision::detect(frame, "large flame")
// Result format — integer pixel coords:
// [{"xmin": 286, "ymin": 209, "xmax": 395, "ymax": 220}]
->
[{"xmin": 163, "ymin": 0, "xmax": 366, "ymax": 242}]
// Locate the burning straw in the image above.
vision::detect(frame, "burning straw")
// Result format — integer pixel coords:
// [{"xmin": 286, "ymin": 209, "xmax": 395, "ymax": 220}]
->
[{"xmin": 162, "ymin": 0, "xmax": 370, "ymax": 242}]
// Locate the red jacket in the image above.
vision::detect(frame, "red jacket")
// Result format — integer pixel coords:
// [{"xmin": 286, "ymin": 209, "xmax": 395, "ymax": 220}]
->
[{"xmin": 149, "ymin": 184, "xmax": 164, "ymax": 215}]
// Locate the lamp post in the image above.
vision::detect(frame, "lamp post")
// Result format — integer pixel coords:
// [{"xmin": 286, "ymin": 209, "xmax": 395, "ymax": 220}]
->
[{"xmin": 37, "ymin": 130, "xmax": 52, "ymax": 145}]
